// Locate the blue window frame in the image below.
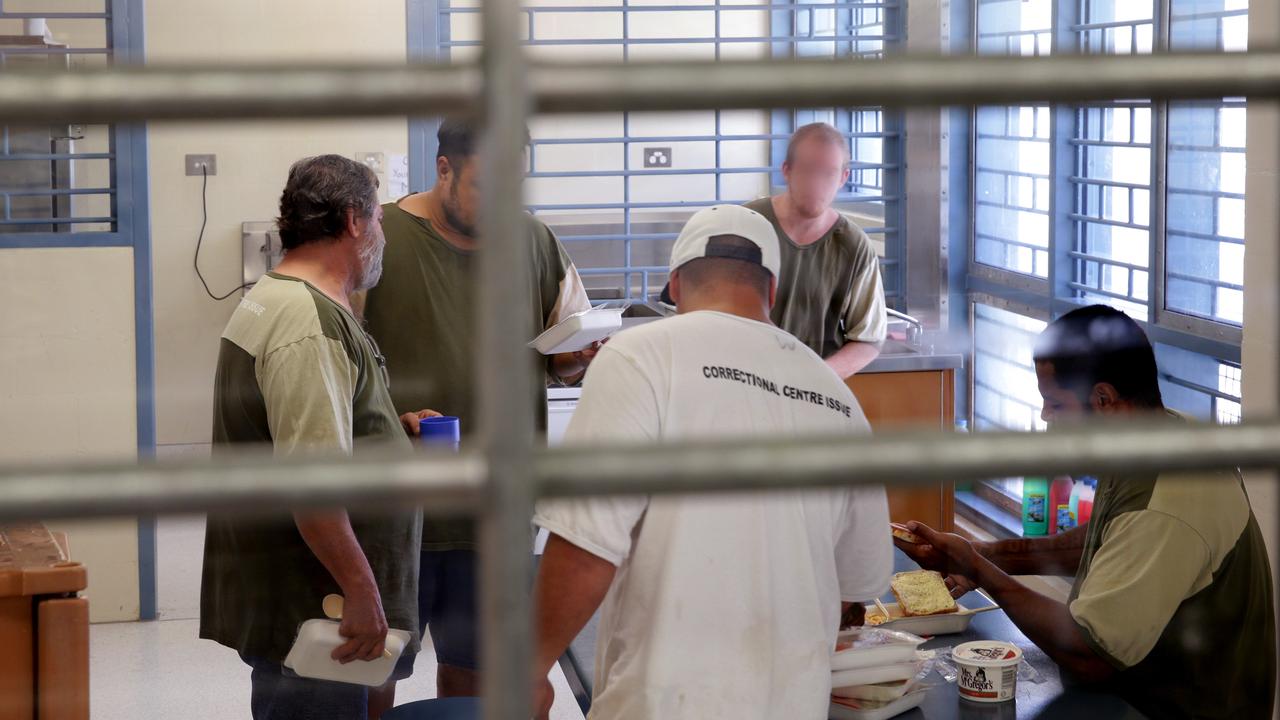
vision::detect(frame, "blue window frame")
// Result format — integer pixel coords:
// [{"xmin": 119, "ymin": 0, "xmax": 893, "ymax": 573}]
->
[
  {"xmin": 0, "ymin": 0, "xmax": 155, "ymax": 617},
  {"xmin": 967, "ymin": 0, "xmax": 1245, "ymax": 440},
  {"xmin": 408, "ymin": 0, "xmax": 905, "ymax": 305}
]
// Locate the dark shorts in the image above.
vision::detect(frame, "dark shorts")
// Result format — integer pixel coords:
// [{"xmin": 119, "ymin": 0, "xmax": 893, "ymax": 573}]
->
[
  {"xmin": 240, "ymin": 653, "xmax": 414, "ymax": 720},
  {"xmin": 417, "ymin": 549, "xmax": 480, "ymax": 671}
]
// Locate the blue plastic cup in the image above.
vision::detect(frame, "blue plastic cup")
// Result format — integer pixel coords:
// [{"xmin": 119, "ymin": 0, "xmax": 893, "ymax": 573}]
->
[{"xmin": 419, "ymin": 416, "xmax": 460, "ymax": 452}]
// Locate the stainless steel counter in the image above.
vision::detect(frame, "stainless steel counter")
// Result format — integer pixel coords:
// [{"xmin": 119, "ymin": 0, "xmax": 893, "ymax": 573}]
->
[{"xmin": 862, "ymin": 337, "xmax": 966, "ymax": 374}]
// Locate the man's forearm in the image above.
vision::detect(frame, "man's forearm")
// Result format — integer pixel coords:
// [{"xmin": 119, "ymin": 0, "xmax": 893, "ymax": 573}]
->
[
  {"xmin": 976, "ymin": 524, "xmax": 1087, "ymax": 577},
  {"xmin": 825, "ymin": 341, "xmax": 881, "ymax": 378},
  {"xmin": 972, "ymin": 555, "xmax": 1115, "ymax": 683},
  {"xmin": 295, "ymin": 510, "xmax": 377, "ymax": 596},
  {"xmin": 533, "ymin": 534, "xmax": 617, "ymax": 676},
  {"xmin": 551, "ymin": 352, "xmax": 587, "ymax": 385}
]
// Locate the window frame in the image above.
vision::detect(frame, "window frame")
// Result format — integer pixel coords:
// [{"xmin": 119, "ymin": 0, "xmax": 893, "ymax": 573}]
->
[{"xmin": 966, "ymin": 0, "xmax": 1242, "ymax": 362}]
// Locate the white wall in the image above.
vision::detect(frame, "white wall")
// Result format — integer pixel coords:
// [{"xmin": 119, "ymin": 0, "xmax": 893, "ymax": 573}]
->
[
  {"xmin": 146, "ymin": 1, "xmax": 409, "ymax": 447},
  {"xmin": 0, "ymin": 249, "xmax": 141, "ymax": 622}
]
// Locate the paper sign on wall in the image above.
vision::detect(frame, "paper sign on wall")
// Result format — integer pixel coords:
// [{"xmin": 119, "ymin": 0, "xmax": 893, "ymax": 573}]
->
[{"xmin": 389, "ymin": 154, "xmax": 410, "ymax": 200}]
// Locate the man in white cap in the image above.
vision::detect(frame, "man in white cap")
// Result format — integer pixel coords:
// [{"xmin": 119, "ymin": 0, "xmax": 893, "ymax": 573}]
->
[{"xmin": 529, "ymin": 205, "xmax": 894, "ymax": 720}]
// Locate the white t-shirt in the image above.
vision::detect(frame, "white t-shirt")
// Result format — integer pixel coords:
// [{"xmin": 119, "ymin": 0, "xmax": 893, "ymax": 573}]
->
[{"xmin": 534, "ymin": 310, "xmax": 893, "ymax": 720}]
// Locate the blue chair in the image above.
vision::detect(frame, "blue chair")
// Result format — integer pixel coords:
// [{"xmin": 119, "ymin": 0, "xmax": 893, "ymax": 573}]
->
[{"xmin": 382, "ymin": 697, "xmax": 480, "ymax": 720}]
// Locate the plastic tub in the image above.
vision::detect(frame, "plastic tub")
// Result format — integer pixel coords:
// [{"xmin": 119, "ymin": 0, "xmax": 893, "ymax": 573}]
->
[{"xmin": 953, "ymin": 640, "xmax": 1022, "ymax": 703}]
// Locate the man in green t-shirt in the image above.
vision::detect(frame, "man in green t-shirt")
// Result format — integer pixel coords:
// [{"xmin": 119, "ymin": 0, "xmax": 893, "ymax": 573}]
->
[
  {"xmin": 660, "ymin": 123, "xmax": 887, "ymax": 377},
  {"xmin": 357, "ymin": 119, "xmax": 595, "ymax": 699},
  {"xmin": 202, "ymin": 155, "xmax": 434, "ymax": 720},
  {"xmin": 896, "ymin": 305, "xmax": 1275, "ymax": 719}
]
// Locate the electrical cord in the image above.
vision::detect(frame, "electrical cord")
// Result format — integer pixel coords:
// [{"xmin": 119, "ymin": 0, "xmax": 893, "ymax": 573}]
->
[{"xmin": 193, "ymin": 164, "xmax": 253, "ymax": 301}]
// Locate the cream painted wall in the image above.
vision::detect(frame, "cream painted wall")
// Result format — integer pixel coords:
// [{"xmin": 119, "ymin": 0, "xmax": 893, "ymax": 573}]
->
[
  {"xmin": 146, "ymin": 1, "xmax": 409, "ymax": 446},
  {"xmin": 0, "ymin": 248, "xmax": 140, "ymax": 622}
]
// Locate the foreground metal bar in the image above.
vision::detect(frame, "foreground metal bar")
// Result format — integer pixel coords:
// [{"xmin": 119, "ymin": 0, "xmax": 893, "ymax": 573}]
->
[
  {"xmin": 1, "ymin": 51, "xmax": 1279, "ymax": 123},
  {"xmin": 0, "ymin": 451, "xmax": 485, "ymax": 521},
  {"xmin": 475, "ymin": 0, "xmax": 537, "ymax": 716},
  {"xmin": 0, "ymin": 421, "xmax": 1276, "ymax": 523},
  {"xmin": 537, "ymin": 419, "xmax": 1280, "ymax": 496}
]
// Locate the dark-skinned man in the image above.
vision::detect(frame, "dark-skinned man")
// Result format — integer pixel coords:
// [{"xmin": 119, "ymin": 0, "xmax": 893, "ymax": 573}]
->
[{"xmin": 898, "ymin": 304, "xmax": 1275, "ymax": 719}]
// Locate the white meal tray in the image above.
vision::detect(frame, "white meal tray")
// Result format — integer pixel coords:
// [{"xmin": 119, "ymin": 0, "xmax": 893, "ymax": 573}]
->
[
  {"xmin": 868, "ymin": 601, "xmax": 997, "ymax": 636},
  {"xmin": 528, "ymin": 306, "xmax": 624, "ymax": 355},
  {"xmin": 831, "ymin": 659, "xmax": 923, "ymax": 691},
  {"xmin": 284, "ymin": 619, "xmax": 412, "ymax": 687},
  {"xmin": 831, "ymin": 627, "xmax": 925, "ymax": 672},
  {"xmin": 828, "ymin": 689, "xmax": 928, "ymax": 720}
]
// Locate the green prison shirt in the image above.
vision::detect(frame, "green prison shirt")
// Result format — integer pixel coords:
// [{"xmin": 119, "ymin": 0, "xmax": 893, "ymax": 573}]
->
[
  {"xmin": 743, "ymin": 197, "xmax": 887, "ymax": 359},
  {"xmin": 362, "ymin": 201, "xmax": 591, "ymax": 551},
  {"xmin": 1068, "ymin": 451, "xmax": 1275, "ymax": 718},
  {"xmin": 201, "ymin": 273, "xmax": 421, "ymax": 664}
]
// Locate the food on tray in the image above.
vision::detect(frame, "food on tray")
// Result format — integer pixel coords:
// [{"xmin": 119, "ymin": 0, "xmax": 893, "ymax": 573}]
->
[{"xmin": 890, "ymin": 570, "xmax": 958, "ymax": 617}]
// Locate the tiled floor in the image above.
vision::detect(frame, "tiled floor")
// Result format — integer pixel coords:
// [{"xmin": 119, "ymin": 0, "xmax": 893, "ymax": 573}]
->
[
  {"xmin": 89, "ymin": 618, "xmax": 585, "ymax": 719},
  {"xmin": 106, "ymin": 461, "xmax": 586, "ymax": 720}
]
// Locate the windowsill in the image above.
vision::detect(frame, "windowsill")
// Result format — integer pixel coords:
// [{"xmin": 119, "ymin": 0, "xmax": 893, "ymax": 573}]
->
[
  {"xmin": 954, "ymin": 493, "xmax": 1075, "ymax": 604},
  {"xmin": 955, "ymin": 490, "xmax": 1024, "ymax": 540}
]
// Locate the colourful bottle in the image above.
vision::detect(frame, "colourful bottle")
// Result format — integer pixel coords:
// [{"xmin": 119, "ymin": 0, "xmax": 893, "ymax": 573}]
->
[
  {"xmin": 1049, "ymin": 476, "xmax": 1074, "ymax": 534},
  {"xmin": 1021, "ymin": 476, "xmax": 1049, "ymax": 536},
  {"xmin": 1077, "ymin": 478, "xmax": 1096, "ymax": 526}
]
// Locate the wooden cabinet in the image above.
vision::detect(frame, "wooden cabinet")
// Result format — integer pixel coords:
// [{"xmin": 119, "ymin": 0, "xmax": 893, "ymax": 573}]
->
[{"xmin": 846, "ymin": 370, "xmax": 955, "ymax": 532}]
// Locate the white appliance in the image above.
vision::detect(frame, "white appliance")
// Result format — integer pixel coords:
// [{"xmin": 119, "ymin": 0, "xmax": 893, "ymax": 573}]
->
[
  {"xmin": 546, "ymin": 386, "xmax": 582, "ymax": 446},
  {"xmin": 536, "ymin": 386, "xmax": 583, "ymax": 554}
]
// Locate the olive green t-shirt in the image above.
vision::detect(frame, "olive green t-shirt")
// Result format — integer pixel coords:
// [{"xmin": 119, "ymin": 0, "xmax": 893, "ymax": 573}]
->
[
  {"xmin": 362, "ymin": 202, "xmax": 590, "ymax": 550},
  {"xmin": 201, "ymin": 273, "xmax": 420, "ymax": 664},
  {"xmin": 744, "ymin": 197, "xmax": 887, "ymax": 358},
  {"xmin": 1069, "ymin": 459, "xmax": 1275, "ymax": 718}
]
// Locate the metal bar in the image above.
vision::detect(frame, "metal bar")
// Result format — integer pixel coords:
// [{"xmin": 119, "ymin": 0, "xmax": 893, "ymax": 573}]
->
[
  {"xmin": 442, "ymin": 34, "xmax": 899, "ymax": 47},
  {"xmin": 443, "ymin": 2, "xmax": 902, "ymax": 12},
  {"xmin": 528, "ymin": 164, "xmax": 895, "ymax": 177},
  {"xmin": 476, "ymin": 0, "xmax": 535, "ymax": 716},
  {"xmin": 6, "ymin": 52, "xmax": 1280, "ymax": 123},
  {"xmin": 2, "ymin": 421, "xmax": 1279, "ymax": 522},
  {"xmin": 0, "ymin": 451, "xmax": 485, "ymax": 522},
  {"xmin": 530, "ymin": 132, "xmax": 903, "ymax": 144}
]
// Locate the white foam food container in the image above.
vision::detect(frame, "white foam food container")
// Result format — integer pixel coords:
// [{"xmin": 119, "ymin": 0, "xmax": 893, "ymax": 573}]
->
[
  {"xmin": 953, "ymin": 640, "xmax": 1022, "ymax": 703},
  {"xmin": 830, "ymin": 676, "xmax": 917, "ymax": 703},
  {"xmin": 864, "ymin": 601, "xmax": 990, "ymax": 636},
  {"xmin": 528, "ymin": 306, "xmax": 624, "ymax": 355},
  {"xmin": 283, "ymin": 619, "xmax": 413, "ymax": 687},
  {"xmin": 831, "ymin": 626, "xmax": 926, "ymax": 671},
  {"xmin": 831, "ymin": 658, "xmax": 924, "ymax": 692},
  {"xmin": 828, "ymin": 688, "xmax": 929, "ymax": 720}
]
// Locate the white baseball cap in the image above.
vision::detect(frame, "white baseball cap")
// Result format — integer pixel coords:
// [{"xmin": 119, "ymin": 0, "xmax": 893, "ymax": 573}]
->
[{"xmin": 668, "ymin": 205, "xmax": 781, "ymax": 279}]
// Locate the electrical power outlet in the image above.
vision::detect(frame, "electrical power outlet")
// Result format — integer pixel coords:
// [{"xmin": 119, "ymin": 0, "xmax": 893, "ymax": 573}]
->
[
  {"xmin": 643, "ymin": 147, "xmax": 673, "ymax": 168},
  {"xmin": 358, "ymin": 152, "xmax": 386, "ymax": 172},
  {"xmin": 186, "ymin": 154, "xmax": 217, "ymax": 176}
]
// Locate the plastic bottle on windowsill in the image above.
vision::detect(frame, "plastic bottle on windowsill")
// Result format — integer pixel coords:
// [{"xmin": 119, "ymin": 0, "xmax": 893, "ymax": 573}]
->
[
  {"xmin": 1049, "ymin": 475, "xmax": 1075, "ymax": 534},
  {"xmin": 1021, "ymin": 477, "xmax": 1049, "ymax": 536}
]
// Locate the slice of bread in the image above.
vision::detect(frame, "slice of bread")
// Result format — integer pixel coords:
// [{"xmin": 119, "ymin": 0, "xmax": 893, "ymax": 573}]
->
[
  {"xmin": 890, "ymin": 570, "xmax": 958, "ymax": 617},
  {"xmin": 890, "ymin": 523, "xmax": 923, "ymax": 544}
]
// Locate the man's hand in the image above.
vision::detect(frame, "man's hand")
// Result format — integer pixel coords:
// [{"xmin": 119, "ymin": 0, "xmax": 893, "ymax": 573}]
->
[
  {"xmin": 572, "ymin": 340, "xmax": 605, "ymax": 368},
  {"xmin": 332, "ymin": 582, "xmax": 390, "ymax": 663},
  {"xmin": 533, "ymin": 676, "xmax": 554, "ymax": 720},
  {"xmin": 894, "ymin": 521, "xmax": 983, "ymax": 598},
  {"xmin": 399, "ymin": 408, "xmax": 443, "ymax": 437}
]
